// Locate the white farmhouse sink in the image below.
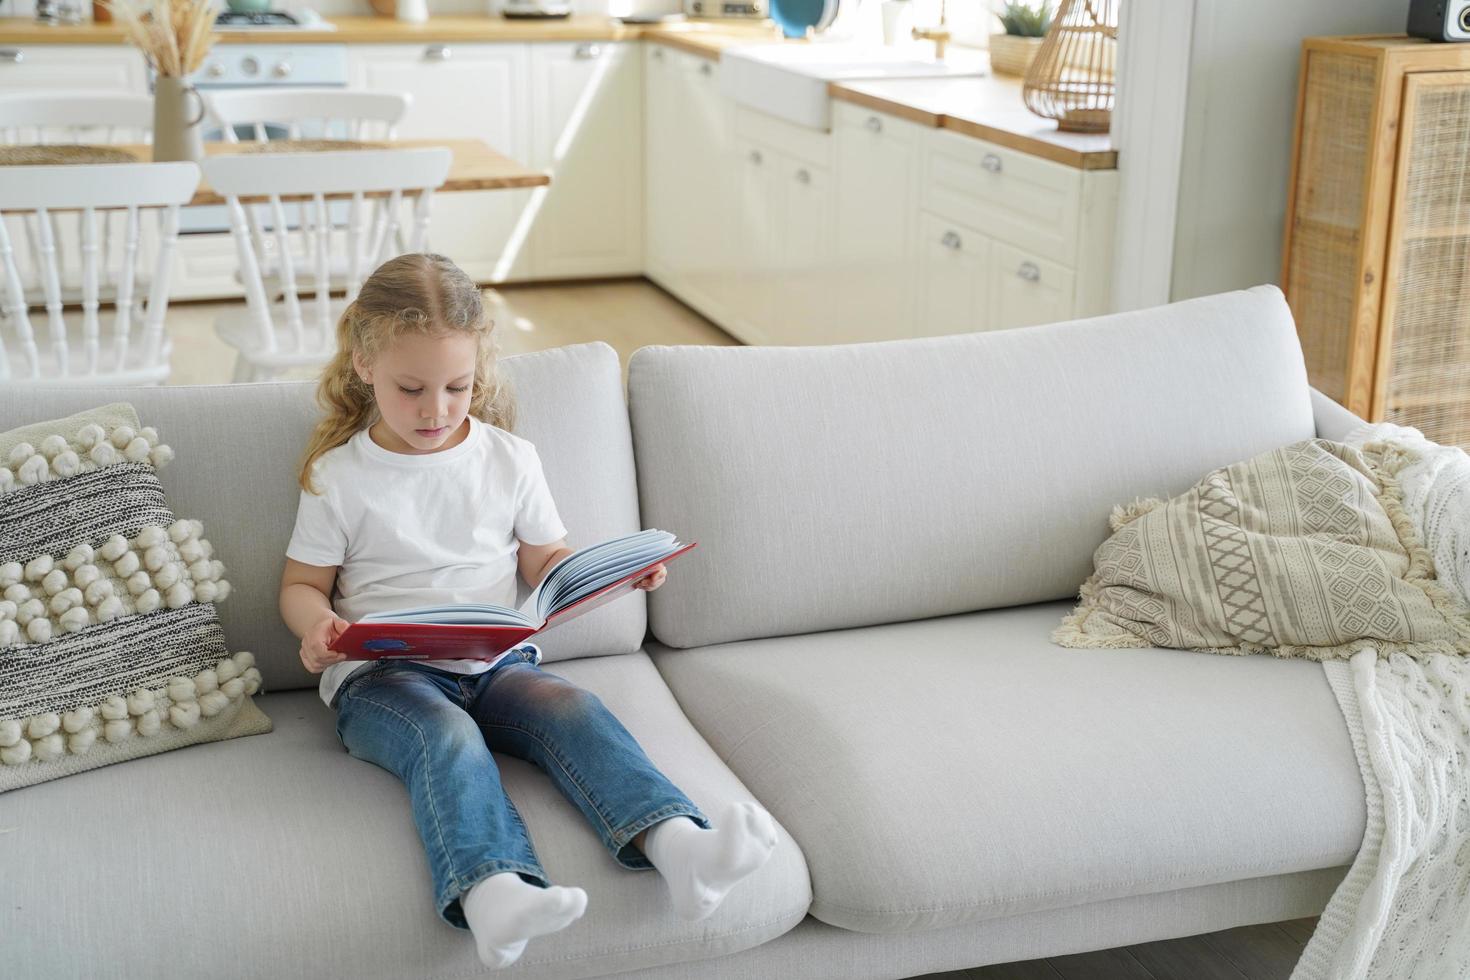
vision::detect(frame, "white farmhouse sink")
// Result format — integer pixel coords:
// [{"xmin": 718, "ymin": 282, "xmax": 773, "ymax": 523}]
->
[{"xmin": 720, "ymin": 43, "xmax": 986, "ymax": 131}]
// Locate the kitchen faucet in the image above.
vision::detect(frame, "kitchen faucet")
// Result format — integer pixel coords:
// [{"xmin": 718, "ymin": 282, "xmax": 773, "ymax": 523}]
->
[{"xmin": 912, "ymin": 0, "xmax": 952, "ymax": 61}]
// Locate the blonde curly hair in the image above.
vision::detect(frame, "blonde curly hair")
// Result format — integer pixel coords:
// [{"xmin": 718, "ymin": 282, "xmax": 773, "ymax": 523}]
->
[{"xmin": 298, "ymin": 253, "xmax": 515, "ymax": 493}]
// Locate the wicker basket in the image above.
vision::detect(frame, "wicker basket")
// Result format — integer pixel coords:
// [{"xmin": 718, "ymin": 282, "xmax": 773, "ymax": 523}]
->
[
  {"xmin": 1022, "ymin": 0, "xmax": 1119, "ymax": 133},
  {"xmin": 1282, "ymin": 36, "xmax": 1470, "ymax": 449},
  {"xmin": 989, "ymin": 33, "xmax": 1045, "ymax": 77}
]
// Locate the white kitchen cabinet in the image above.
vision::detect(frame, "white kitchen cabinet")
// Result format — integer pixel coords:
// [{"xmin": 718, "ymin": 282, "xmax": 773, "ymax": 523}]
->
[
  {"xmin": 677, "ymin": 55, "xmax": 738, "ymax": 321},
  {"xmin": 527, "ymin": 41, "xmax": 642, "ymax": 278},
  {"xmin": 915, "ymin": 212, "xmax": 992, "ymax": 336},
  {"xmin": 0, "ymin": 45, "xmax": 148, "ymax": 96},
  {"xmin": 644, "ymin": 44, "xmax": 735, "ymax": 325},
  {"xmin": 729, "ymin": 139, "xmax": 780, "ymax": 344},
  {"xmin": 831, "ymin": 102, "xmax": 922, "ymax": 342},
  {"xmin": 916, "ymin": 126, "xmax": 1118, "ymax": 333},
  {"xmin": 643, "ymin": 44, "xmax": 680, "ymax": 281},
  {"xmin": 349, "ymin": 43, "xmax": 533, "ymax": 282},
  {"xmin": 987, "ymin": 241, "xmax": 1075, "ymax": 331},
  {"xmin": 923, "ymin": 128, "xmax": 1083, "ymax": 266},
  {"xmin": 724, "ymin": 107, "xmax": 834, "ymax": 346},
  {"xmin": 914, "ymin": 212, "xmax": 1079, "ymax": 336},
  {"xmin": 747, "ymin": 112, "xmax": 1116, "ymax": 344},
  {"xmin": 781, "ymin": 156, "xmax": 833, "ymax": 345},
  {"xmin": 728, "ymin": 137, "xmax": 836, "ymax": 347}
]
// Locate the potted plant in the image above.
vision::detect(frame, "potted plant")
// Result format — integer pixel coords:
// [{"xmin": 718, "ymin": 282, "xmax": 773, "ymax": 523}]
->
[{"xmin": 990, "ymin": 1, "xmax": 1052, "ymax": 76}]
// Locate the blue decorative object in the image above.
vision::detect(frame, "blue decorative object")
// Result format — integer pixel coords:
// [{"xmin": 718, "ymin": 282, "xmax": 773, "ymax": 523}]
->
[{"xmin": 769, "ymin": 0, "xmax": 837, "ymax": 38}]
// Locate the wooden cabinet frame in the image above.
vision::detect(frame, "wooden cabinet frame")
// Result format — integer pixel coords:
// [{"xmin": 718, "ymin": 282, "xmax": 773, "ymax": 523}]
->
[{"xmin": 1282, "ymin": 35, "xmax": 1470, "ymax": 423}]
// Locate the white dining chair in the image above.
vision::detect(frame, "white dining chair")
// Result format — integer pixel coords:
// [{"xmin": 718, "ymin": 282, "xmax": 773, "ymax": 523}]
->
[
  {"xmin": 0, "ymin": 92, "xmax": 154, "ymax": 145},
  {"xmin": 0, "ymin": 161, "xmax": 200, "ymax": 386},
  {"xmin": 201, "ymin": 147, "xmax": 452, "ymax": 383},
  {"xmin": 0, "ymin": 92, "xmax": 157, "ymax": 310},
  {"xmin": 203, "ymin": 89, "xmax": 414, "ymax": 294},
  {"xmin": 202, "ymin": 89, "xmax": 410, "ymax": 144}
]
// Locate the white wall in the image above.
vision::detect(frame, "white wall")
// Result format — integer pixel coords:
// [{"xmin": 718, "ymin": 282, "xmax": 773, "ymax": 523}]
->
[{"xmin": 1168, "ymin": 0, "xmax": 1401, "ymax": 302}]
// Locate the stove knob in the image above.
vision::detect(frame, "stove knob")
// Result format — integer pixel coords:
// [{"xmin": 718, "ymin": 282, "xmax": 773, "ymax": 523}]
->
[
  {"xmin": 206, "ymin": 63, "xmax": 225, "ymax": 79},
  {"xmin": 272, "ymin": 62, "xmax": 291, "ymax": 79},
  {"xmin": 241, "ymin": 56, "xmax": 260, "ymax": 77}
]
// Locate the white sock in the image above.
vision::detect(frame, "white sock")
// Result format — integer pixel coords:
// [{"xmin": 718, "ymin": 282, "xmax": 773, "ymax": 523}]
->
[
  {"xmin": 461, "ymin": 872, "xmax": 588, "ymax": 969},
  {"xmin": 641, "ymin": 801, "xmax": 779, "ymax": 921}
]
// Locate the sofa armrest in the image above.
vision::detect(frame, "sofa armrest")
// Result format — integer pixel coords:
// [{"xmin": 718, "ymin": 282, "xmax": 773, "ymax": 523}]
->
[{"xmin": 1311, "ymin": 388, "xmax": 1369, "ymax": 442}]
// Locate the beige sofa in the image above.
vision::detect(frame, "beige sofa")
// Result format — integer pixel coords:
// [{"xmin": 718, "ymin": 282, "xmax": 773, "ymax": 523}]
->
[{"xmin": 0, "ymin": 285, "xmax": 1367, "ymax": 979}]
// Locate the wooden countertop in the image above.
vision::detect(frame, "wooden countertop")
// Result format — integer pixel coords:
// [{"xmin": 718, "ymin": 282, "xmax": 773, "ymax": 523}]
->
[
  {"xmin": 830, "ymin": 73, "xmax": 1116, "ymax": 170},
  {"xmin": 0, "ymin": 13, "xmax": 773, "ymax": 47}
]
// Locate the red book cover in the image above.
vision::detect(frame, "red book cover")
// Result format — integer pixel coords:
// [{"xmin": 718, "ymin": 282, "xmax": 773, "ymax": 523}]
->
[{"xmin": 330, "ymin": 540, "xmax": 697, "ymax": 661}]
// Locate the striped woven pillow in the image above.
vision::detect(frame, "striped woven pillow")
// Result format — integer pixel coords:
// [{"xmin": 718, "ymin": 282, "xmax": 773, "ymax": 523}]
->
[
  {"xmin": 0, "ymin": 403, "xmax": 271, "ymax": 793},
  {"xmin": 1054, "ymin": 439, "xmax": 1470, "ymax": 661}
]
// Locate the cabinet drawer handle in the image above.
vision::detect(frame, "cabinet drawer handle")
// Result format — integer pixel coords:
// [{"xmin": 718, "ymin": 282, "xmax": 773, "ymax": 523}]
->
[
  {"xmin": 699, "ymin": 61, "xmax": 714, "ymax": 76},
  {"xmin": 941, "ymin": 230, "xmax": 962, "ymax": 250},
  {"xmin": 749, "ymin": 149, "xmax": 763, "ymax": 165},
  {"xmin": 865, "ymin": 115, "xmax": 883, "ymax": 133},
  {"xmin": 1017, "ymin": 261, "xmax": 1041, "ymax": 282},
  {"xmin": 575, "ymin": 43, "xmax": 602, "ymax": 60},
  {"xmin": 981, "ymin": 153, "xmax": 1003, "ymax": 173},
  {"xmin": 424, "ymin": 45, "xmax": 452, "ymax": 61},
  {"xmin": 795, "ymin": 168, "xmax": 811, "ymax": 184},
  {"xmin": 0, "ymin": 49, "xmax": 22, "ymax": 64}
]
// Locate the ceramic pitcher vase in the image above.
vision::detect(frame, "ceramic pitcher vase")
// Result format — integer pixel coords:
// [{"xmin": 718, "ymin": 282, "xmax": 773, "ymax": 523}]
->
[{"xmin": 152, "ymin": 77, "xmax": 206, "ymax": 163}]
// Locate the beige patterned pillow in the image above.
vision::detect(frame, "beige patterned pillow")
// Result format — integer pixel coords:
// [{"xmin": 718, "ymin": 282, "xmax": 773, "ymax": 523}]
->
[
  {"xmin": 1055, "ymin": 439, "xmax": 1470, "ymax": 660},
  {"xmin": 0, "ymin": 403, "xmax": 271, "ymax": 793}
]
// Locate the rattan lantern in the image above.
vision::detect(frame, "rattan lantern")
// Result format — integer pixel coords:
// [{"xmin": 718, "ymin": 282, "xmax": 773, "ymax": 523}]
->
[{"xmin": 1021, "ymin": 0, "xmax": 1120, "ymax": 134}]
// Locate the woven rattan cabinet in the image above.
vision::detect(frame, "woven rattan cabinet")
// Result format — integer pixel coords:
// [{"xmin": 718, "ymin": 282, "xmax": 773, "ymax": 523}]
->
[{"xmin": 1284, "ymin": 35, "xmax": 1470, "ymax": 448}]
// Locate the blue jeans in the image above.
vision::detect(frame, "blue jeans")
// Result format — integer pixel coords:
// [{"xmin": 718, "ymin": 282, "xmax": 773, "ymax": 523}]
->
[{"xmin": 333, "ymin": 646, "xmax": 709, "ymax": 929}]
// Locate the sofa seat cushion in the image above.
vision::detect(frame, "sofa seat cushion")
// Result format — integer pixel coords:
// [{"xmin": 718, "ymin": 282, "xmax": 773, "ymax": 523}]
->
[
  {"xmin": 1, "ymin": 652, "xmax": 811, "ymax": 980},
  {"xmin": 649, "ymin": 601, "xmax": 1365, "ymax": 935}
]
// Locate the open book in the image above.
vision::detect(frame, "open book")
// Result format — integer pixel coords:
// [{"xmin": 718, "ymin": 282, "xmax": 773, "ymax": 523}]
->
[{"xmin": 329, "ymin": 529, "xmax": 697, "ymax": 661}]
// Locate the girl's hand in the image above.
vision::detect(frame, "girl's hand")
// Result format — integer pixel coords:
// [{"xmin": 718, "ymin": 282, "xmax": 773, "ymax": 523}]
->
[
  {"xmin": 300, "ymin": 613, "xmax": 350, "ymax": 674},
  {"xmin": 633, "ymin": 564, "xmax": 667, "ymax": 592}
]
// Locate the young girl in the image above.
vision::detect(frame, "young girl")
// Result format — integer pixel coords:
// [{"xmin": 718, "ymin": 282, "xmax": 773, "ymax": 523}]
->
[{"xmin": 279, "ymin": 253, "xmax": 778, "ymax": 969}]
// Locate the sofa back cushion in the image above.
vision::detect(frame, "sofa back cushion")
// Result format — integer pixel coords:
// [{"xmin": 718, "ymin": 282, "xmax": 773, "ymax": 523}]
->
[
  {"xmin": 0, "ymin": 341, "xmax": 644, "ymax": 692},
  {"xmin": 629, "ymin": 285, "xmax": 1317, "ymax": 649}
]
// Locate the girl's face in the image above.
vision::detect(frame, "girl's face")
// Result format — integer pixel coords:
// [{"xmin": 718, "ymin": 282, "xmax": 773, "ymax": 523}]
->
[{"xmin": 354, "ymin": 330, "xmax": 478, "ymax": 455}]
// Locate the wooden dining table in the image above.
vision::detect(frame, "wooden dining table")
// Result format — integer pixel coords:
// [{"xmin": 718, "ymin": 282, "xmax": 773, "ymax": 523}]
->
[{"xmin": 103, "ymin": 138, "xmax": 551, "ymax": 206}]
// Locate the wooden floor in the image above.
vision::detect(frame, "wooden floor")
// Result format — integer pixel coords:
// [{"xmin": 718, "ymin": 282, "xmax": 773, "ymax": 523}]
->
[
  {"xmin": 909, "ymin": 917, "xmax": 1318, "ymax": 980},
  {"xmin": 167, "ymin": 279, "xmax": 1322, "ymax": 979},
  {"xmin": 162, "ymin": 278, "xmax": 738, "ymax": 386}
]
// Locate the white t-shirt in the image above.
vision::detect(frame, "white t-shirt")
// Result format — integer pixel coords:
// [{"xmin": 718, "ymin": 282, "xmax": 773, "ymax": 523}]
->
[{"xmin": 286, "ymin": 416, "xmax": 568, "ymax": 708}]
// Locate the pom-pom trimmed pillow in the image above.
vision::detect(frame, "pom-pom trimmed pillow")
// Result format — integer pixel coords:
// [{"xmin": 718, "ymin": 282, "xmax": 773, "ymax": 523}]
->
[
  {"xmin": 0, "ymin": 403, "xmax": 271, "ymax": 793},
  {"xmin": 1054, "ymin": 439, "xmax": 1470, "ymax": 660}
]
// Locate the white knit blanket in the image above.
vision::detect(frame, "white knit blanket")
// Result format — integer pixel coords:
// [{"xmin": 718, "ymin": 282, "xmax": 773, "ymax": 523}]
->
[{"xmin": 1291, "ymin": 426, "xmax": 1470, "ymax": 980}]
